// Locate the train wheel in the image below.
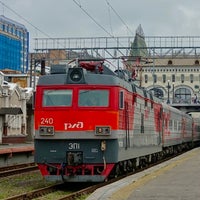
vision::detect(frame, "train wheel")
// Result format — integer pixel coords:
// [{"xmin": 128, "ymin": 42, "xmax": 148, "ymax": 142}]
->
[{"xmin": 114, "ymin": 164, "xmax": 121, "ymax": 178}]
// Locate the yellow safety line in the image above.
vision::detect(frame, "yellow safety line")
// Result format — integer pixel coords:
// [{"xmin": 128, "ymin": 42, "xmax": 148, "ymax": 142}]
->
[{"xmin": 109, "ymin": 149, "xmax": 199, "ymax": 200}]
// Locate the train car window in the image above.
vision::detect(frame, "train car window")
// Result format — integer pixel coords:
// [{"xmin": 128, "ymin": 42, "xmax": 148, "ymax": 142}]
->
[
  {"xmin": 43, "ymin": 90, "xmax": 72, "ymax": 107},
  {"xmin": 78, "ymin": 89, "xmax": 109, "ymax": 107},
  {"xmin": 174, "ymin": 120, "xmax": 177, "ymax": 131},
  {"xmin": 178, "ymin": 121, "xmax": 181, "ymax": 131},
  {"xmin": 119, "ymin": 90, "xmax": 124, "ymax": 109},
  {"xmin": 169, "ymin": 119, "xmax": 173, "ymax": 131}
]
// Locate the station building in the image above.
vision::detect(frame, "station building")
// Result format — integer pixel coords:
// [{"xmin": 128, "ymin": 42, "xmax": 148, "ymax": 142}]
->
[
  {"xmin": 140, "ymin": 57, "xmax": 200, "ymax": 104},
  {"xmin": 126, "ymin": 25, "xmax": 200, "ymax": 105}
]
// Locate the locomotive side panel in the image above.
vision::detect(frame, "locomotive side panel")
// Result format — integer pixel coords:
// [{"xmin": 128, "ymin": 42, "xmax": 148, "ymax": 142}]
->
[{"xmin": 117, "ymin": 87, "xmax": 163, "ymax": 161}]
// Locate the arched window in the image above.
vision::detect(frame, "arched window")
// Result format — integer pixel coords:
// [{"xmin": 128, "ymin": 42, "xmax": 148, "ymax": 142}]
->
[
  {"xmin": 174, "ymin": 88, "xmax": 191, "ymax": 104},
  {"xmin": 168, "ymin": 60, "xmax": 173, "ymax": 65},
  {"xmin": 195, "ymin": 60, "xmax": 199, "ymax": 65}
]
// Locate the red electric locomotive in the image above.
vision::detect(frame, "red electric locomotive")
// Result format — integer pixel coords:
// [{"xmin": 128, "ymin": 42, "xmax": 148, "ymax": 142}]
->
[{"xmin": 34, "ymin": 59, "xmax": 200, "ymax": 182}]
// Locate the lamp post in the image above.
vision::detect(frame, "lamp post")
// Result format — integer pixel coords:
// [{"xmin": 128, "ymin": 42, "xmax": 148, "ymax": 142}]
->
[{"xmin": 167, "ymin": 80, "xmax": 170, "ymax": 104}]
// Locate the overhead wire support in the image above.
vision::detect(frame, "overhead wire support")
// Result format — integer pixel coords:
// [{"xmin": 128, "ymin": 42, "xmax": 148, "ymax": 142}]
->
[{"xmin": 72, "ymin": 0, "xmax": 126, "ymax": 57}]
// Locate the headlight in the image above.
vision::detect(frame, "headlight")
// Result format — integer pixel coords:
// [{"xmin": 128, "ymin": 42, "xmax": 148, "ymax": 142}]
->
[
  {"xmin": 95, "ymin": 126, "xmax": 111, "ymax": 135},
  {"xmin": 39, "ymin": 126, "xmax": 54, "ymax": 136}
]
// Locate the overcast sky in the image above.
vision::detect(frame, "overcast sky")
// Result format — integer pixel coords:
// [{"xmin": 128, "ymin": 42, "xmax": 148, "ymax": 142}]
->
[{"xmin": 1, "ymin": 0, "xmax": 200, "ymax": 51}]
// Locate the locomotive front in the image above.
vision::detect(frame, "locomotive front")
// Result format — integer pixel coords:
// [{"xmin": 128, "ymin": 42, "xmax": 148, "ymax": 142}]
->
[{"xmin": 34, "ymin": 61, "xmax": 122, "ymax": 182}]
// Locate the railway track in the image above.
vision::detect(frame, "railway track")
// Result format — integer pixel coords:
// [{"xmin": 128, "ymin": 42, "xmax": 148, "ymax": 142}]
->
[
  {"xmin": 0, "ymin": 163, "xmax": 38, "ymax": 178},
  {"xmin": 2, "ymin": 148, "xmax": 196, "ymax": 200},
  {"xmin": 3, "ymin": 181, "xmax": 105, "ymax": 200}
]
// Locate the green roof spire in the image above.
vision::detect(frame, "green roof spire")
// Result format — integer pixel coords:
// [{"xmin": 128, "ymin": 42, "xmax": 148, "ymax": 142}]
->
[{"xmin": 130, "ymin": 24, "xmax": 148, "ymax": 58}]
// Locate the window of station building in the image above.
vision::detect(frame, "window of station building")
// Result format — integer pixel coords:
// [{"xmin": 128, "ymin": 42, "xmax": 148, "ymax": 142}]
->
[
  {"xmin": 163, "ymin": 74, "xmax": 166, "ymax": 83},
  {"xmin": 195, "ymin": 60, "xmax": 199, "ymax": 65},
  {"xmin": 172, "ymin": 74, "xmax": 175, "ymax": 82},
  {"xmin": 153, "ymin": 74, "xmax": 157, "ymax": 83},
  {"xmin": 145, "ymin": 74, "xmax": 148, "ymax": 83},
  {"xmin": 181, "ymin": 74, "xmax": 184, "ymax": 83},
  {"xmin": 190, "ymin": 74, "xmax": 194, "ymax": 83}
]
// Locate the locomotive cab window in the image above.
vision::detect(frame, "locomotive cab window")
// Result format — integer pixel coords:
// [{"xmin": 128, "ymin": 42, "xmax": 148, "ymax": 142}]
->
[
  {"xmin": 78, "ymin": 89, "xmax": 109, "ymax": 107},
  {"xmin": 43, "ymin": 90, "xmax": 72, "ymax": 107}
]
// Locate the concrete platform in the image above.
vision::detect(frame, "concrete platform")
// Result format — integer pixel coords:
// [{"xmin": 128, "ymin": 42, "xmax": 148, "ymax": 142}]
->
[
  {"xmin": 87, "ymin": 147, "xmax": 200, "ymax": 200},
  {"xmin": 0, "ymin": 142, "xmax": 34, "ymax": 167}
]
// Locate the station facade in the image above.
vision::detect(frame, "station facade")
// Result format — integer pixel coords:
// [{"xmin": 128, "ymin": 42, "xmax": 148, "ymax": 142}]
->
[{"xmin": 140, "ymin": 57, "xmax": 200, "ymax": 104}]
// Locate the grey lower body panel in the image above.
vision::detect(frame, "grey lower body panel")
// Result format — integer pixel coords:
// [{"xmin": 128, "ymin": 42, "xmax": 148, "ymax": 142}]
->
[{"xmin": 118, "ymin": 145, "xmax": 162, "ymax": 161}]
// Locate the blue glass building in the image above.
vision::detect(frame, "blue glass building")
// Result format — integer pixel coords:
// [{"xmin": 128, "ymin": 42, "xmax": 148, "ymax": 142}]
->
[{"xmin": 0, "ymin": 15, "xmax": 29, "ymax": 73}]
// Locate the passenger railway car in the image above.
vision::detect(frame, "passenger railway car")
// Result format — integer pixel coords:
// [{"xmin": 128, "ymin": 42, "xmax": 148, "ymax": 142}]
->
[{"xmin": 34, "ymin": 59, "xmax": 200, "ymax": 182}]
